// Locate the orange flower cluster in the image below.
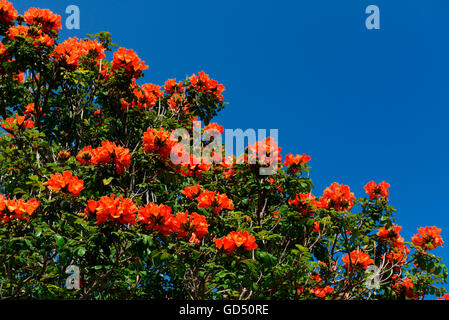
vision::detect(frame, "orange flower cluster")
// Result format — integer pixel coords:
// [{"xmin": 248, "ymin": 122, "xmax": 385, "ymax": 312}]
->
[
  {"xmin": 23, "ymin": 103, "xmax": 35, "ymax": 116},
  {"xmin": 77, "ymin": 141, "xmax": 131, "ymax": 174},
  {"xmin": 13, "ymin": 70, "xmax": 24, "ymax": 83},
  {"xmin": 1, "ymin": 113, "xmax": 34, "ymax": 132},
  {"xmin": 188, "ymin": 71, "xmax": 225, "ymax": 101},
  {"xmin": 196, "ymin": 189, "xmax": 234, "ymax": 214},
  {"xmin": 85, "ymin": 194, "xmax": 137, "ymax": 225},
  {"xmin": 318, "ymin": 182, "xmax": 356, "ymax": 212},
  {"xmin": 221, "ymin": 155, "xmax": 237, "ymax": 179},
  {"xmin": 245, "ymin": 137, "xmax": 282, "ymax": 167},
  {"xmin": 377, "ymin": 224, "xmax": 409, "ymax": 266},
  {"xmin": 437, "ymin": 294, "xmax": 449, "ymax": 300},
  {"xmin": 342, "ymin": 250, "xmax": 374, "ymax": 271},
  {"xmin": 288, "ymin": 193, "xmax": 319, "ymax": 217},
  {"xmin": 164, "ymin": 79, "xmax": 184, "ymax": 94},
  {"xmin": 137, "ymin": 204, "xmax": 208, "ymax": 243},
  {"xmin": 121, "ymin": 83, "xmax": 163, "ymax": 110},
  {"xmin": 0, "ymin": 0, "xmax": 17, "ymax": 24},
  {"xmin": 297, "ymin": 274, "xmax": 334, "ymax": 298},
  {"xmin": 181, "ymin": 184, "xmax": 201, "ymax": 200},
  {"xmin": 284, "ymin": 153, "xmax": 311, "ymax": 173},
  {"xmin": 311, "ymin": 286, "xmax": 334, "ymax": 298},
  {"xmin": 0, "ymin": 195, "xmax": 40, "ymax": 222},
  {"xmin": 46, "ymin": 171, "xmax": 84, "ymax": 196},
  {"xmin": 178, "ymin": 155, "xmax": 212, "ymax": 178},
  {"xmin": 137, "ymin": 203, "xmax": 174, "ymax": 235},
  {"xmin": 171, "ymin": 210, "xmax": 209, "ymax": 244},
  {"xmin": 214, "ymin": 231, "xmax": 258, "ymax": 254},
  {"xmin": 24, "ymin": 8, "xmax": 62, "ymax": 33},
  {"xmin": 7, "ymin": 24, "xmax": 55, "ymax": 47},
  {"xmin": 204, "ymin": 122, "xmax": 224, "ymax": 135},
  {"xmin": 142, "ymin": 127, "xmax": 177, "ymax": 159},
  {"xmin": 313, "ymin": 221, "xmax": 320, "ymax": 233},
  {"xmin": 386, "ymin": 246, "xmax": 410, "ymax": 267},
  {"xmin": 364, "ymin": 181, "xmax": 390, "ymax": 200},
  {"xmin": 412, "ymin": 226, "xmax": 443, "ymax": 251},
  {"xmin": 392, "ymin": 276, "xmax": 416, "ymax": 299},
  {"xmin": 112, "ymin": 47, "xmax": 148, "ymax": 79},
  {"xmin": 377, "ymin": 224, "xmax": 403, "ymax": 246},
  {"xmin": 0, "ymin": 42, "xmax": 7, "ymax": 57},
  {"xmin": 54, "ymin": 37, "xmax": 106, "ymax": 68},
  {"xmin": 6, "ymin": 25, "xmax": 27, "ymax": 39}
]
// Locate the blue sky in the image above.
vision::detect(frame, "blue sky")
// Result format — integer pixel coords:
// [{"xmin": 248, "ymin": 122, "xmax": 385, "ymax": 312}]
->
[{"xmin": 13, "ymin": 0, "xmax": 449, "ymax": 295}]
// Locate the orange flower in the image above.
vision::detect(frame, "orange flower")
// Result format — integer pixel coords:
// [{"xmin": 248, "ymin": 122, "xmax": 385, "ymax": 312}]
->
[
  {"xmin": 142, "ymin": 128, "xmax": 176, "ymax": 158},
  {"xmin": 23, "ymin": 103, "xmax": 35, "ymax": 116},
  {"xmin": 0, "ymin": 195, "xmax": 40, "ymax": 222},
  {"xmin": 46, "ymin": 171, "xmax": 84, "ymax": 196},
  {"xmin": 196, "ymin": 190, "xmax": 216, "ymax": 209},
  {"xmin": 288, "ymin": 193, "xmax": 319, "ymax": 217},
  {"xmin": 437, "ymin": 294, "xmax": 449, "ymax": 300},
  {"xmin": 76, "ymin": 146, "xmax": 95, "ymax": 165},
  {"xmin": 284, "ymin": 153, "xmax": 311, "ymax": 172},
  {"xmin": 0, "ymin": 42, "xmax": 7, "ymax": 56},
  {"xmin": 137, "ymin": 203, "xmax": 174, "ymax": 235},
  {"xmin": 181, "ymin": 185, "xmax": 201, "ymax": 200},
  {"xmin": 312, "ymin": 286, "xmax": 333, "ymax": 298},
  {"xmin": 0, "ymin": 0, "xmax": 17, "ymax": 24},
  {"xmin": 9, "ymin": 25, "xmax": 55, "ymax": 47},
  {"xmin": 164, "ymin": 78, "xmax": 184, "ymax": 94},
  {"xmin": 412, "ymin": 226, "xmax": 443, "ymax": 251},
  {"xmin": 167, "ymin": 92, "xmax": 189, "ymax": 113},
  {"xmin": 84, "ymin": 200, "xmax": 98, "ymax": 217},
  {"xmin": 342, "ymin": 250, "xmax": 374, "ymax": 271},
  {"xmin": 171, "ymin": 211, "xmax": 208, "ymax": 241},
  {"xmin": 377, "ymin": 224, "xmax": 404, "ymax": 247},
  {"xmin": 214, "ymin": 231, "xmax": 257, "ymax": 254},
  {"xmin": 90, "ymin": 141, "xmax": 131, "ymax": 174},
  {"xmin": 95, "ymin": 194, "xmax": 137, "ymax": 225},
  {"xmin": 318, "ymin": 182, "xmax": 356, "ymax": 212},
  {"xmin": 24, "ymin": 8, "xmax": 62, "ymax": 33},
  {"xmin": 6, "ymin": 25, "xmax": 28, "ymax": 40},
  {"xmin": 196, "ymin": 190, "xmax": 234, "ymax": 214},
  {"xmin": 221, "ymin": 155, "xmax": 236, "ymax": 179},
  {"xmin": 178, "ymin": 155, "xmax": 212, "ymax": 178},
  {"xmin": 364, "ymin": 181, "xmax": 390, "ymax": 200},
  {"xmin": 54, "ymin": 37, "xmax": 105, "ymax": 68},
  {"xmin": 385, "ymin": 245, "xmax": 409, "ymax": 266},
  {"xmin": 121, "ymin": 83, "xmax": 163, "ymax": 110},
  {"xmin": 1, "ymin": 113, "xmax": 34, "ymax": 132},
  {"xmin": 246, "ymin": 137, "xmax": 282, "ymax": 167},
  {"xmin": 215, "ymin": 193, "xmax": 234, "ymax": 214},
  {"xmin": 113, "ymin": 47, "xmax": 148, "ymax": 79},
  {"xmin": 204, "ymin": 122, "xmax": 224, "ymax": 134},
  {"xmin": 188, "ymin": 71, "xmax": 225, "ymax": 101},
  {"xmin": 313, "ymin": 221, "xmax": 320, "ymax": 233},
  {"xmin": 392, "ymin": 277, "xmax": 416, "ymax": 299}
]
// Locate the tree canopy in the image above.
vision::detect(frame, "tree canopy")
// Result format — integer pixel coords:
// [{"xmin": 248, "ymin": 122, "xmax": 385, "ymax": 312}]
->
[{"xmin": 0, "ymin": 1, "xmax": 447, "ymax": 300}]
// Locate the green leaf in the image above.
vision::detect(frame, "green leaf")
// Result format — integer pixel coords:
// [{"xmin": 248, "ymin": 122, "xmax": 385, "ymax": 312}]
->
[
  {"xmin": 77, "ymin": 247, "xmax": 86, "ymax": 257},
  {"xmin": 103, "ymin": 177, "xmax": 114, "ymax": 185}
]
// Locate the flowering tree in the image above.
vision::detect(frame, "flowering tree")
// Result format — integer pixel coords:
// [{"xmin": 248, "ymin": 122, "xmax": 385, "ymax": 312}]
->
[{"xmin": 0, "ymin": 1, "xmax": 447, "ymax": 300}]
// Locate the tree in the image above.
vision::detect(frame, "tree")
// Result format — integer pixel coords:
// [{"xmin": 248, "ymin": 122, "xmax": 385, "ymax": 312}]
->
[{"xmin": 0, "ymin": 1, "xmax": 447, "ymax": 300}]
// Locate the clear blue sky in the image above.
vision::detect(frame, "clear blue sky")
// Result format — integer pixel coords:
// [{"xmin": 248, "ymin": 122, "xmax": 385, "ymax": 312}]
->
[{"xmin": 14, "ymin": 0, "xmax": 449, "ymax": 295}]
